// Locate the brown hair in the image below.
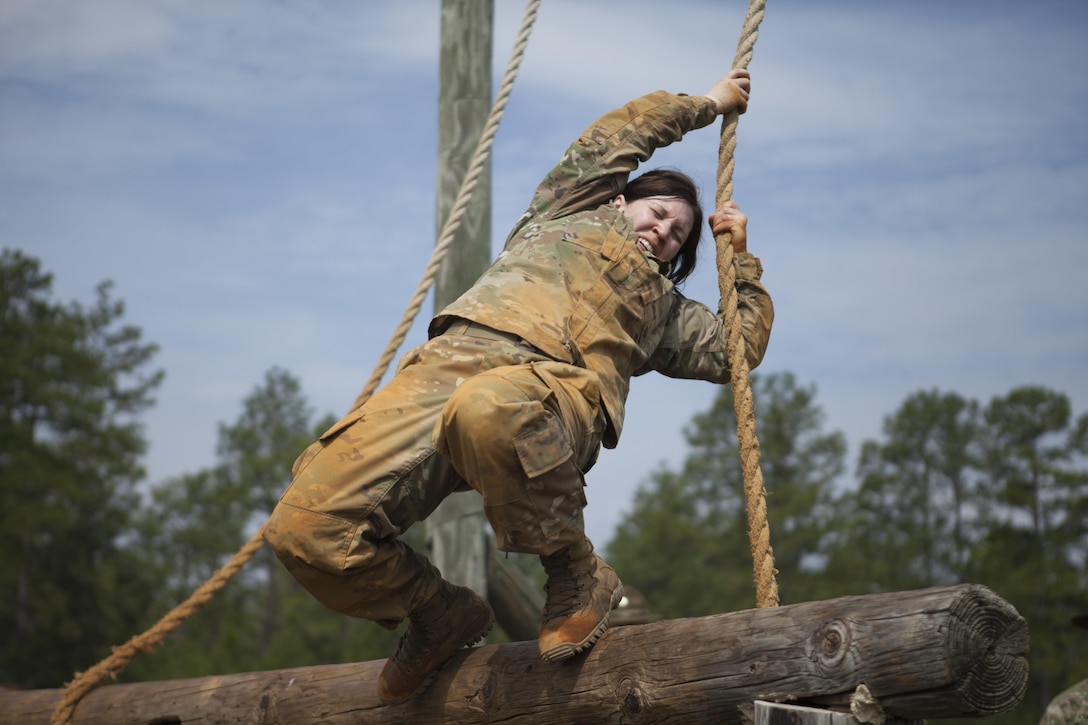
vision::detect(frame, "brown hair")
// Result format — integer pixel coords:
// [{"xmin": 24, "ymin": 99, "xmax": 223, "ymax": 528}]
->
[{"xmin": 622, "ymin": 169, "xmax": 703, "ymax": 285}]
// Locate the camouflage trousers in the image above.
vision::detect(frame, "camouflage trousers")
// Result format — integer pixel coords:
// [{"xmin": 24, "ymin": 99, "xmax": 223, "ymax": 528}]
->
[{"xmin": 263, "ymin": 322, "xmax": 606, "ymax": 628}]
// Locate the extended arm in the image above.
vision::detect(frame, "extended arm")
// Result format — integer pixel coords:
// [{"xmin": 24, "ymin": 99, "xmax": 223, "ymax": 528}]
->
[{"xmin": 518, "ymin": 70, "xmax": 752, "ymax": 227}]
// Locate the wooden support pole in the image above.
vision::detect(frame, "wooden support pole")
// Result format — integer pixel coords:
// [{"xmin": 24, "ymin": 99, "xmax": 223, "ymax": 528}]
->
[
  {"xmin": 426, "ymin": 0, "xmax": 546, "ymax": 646},
  {"xmin": 486, "ymin": 548, "xmax": 544, "ymax": 643},
  {"xmin": 2, "ymin": 584, "xmax": 1027, "ymax": 724},
  {"xmin": 426, "ymin": 0, "xmax": 495, "ymax": 603},
  {"xmin": 433, "ymin": 0, "xmax": 493, "ymax": 302}
]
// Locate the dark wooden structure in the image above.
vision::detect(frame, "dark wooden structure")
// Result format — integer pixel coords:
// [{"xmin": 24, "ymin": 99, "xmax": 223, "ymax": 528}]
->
[{"xmin": 1, "ymin": 584, "xmax": 1027, "ymax": 724}]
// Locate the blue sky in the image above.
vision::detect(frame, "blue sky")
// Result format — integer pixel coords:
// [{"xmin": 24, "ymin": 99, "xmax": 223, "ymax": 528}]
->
[{"xmin": 3, "ymin": 1, "xmax": 1086, "ymax": 546}]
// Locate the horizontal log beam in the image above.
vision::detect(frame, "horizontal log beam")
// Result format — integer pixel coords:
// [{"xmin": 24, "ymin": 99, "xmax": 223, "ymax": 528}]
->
[{"xmin": 0, "ymin": 583, "xmax": 1028, "ymax": 724}]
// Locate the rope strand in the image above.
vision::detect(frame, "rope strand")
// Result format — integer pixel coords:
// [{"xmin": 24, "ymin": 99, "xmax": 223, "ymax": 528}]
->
[
  {"xmin": 51, "ymin": 530, "xmax": 267, "ymax": 723},
  {"xmin": 51, "ymin": 3, "xmax": 779, "ymax": 720},
  {"xmin": 714, "ymin": 0, "xmax": 779, "ymax": 609}
]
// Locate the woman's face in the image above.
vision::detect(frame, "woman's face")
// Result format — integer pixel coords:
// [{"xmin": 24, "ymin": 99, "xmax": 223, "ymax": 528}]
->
[{"xmin": 612, "ymin": 194, "xmax": 694, "ymax": 262}]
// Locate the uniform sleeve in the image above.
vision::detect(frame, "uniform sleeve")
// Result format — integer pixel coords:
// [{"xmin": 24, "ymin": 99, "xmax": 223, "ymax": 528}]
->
[
  {"xmin": 1040, "ymin": 680, "xmax": 1088, "ymax": 724},
  {"xmin": 523, "ymin": 92, "xmax": 720, "ymax": 223},
  {"xmin": 637, "ymin": 252, "xmax": 774, "ymax": 382}
]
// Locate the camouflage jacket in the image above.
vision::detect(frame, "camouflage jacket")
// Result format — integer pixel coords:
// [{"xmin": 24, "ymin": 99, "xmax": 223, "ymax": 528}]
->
[
  {"xmin": 1041, "ymin": 677, "xmax": 1088, "ymax": 724},
  {"xmin": 432, "ymin": 91, "xmax": 774, "ymax": 448}
]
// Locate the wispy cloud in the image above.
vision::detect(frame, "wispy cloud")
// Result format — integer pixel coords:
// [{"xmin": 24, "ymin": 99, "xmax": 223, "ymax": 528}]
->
[{"xmin": 3, "ymin": 0, "xmax": 1085, "ymax": 545}]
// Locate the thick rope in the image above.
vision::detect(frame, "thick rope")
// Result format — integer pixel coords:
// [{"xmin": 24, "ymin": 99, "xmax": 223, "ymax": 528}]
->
[
  {"xmin": 51, "ymin": 2, "xmax": 542, "ymax": 722},
  {"xmin": 51, "ymin": 530, "xmax": 266, "ymax": 723},
  {"xmin": 351, "ymin": 0, "xmax": 542, "ymax": 411},
  {"xmin": 715, "ymin": 0, "xmax": 779, "ymax": 609}
]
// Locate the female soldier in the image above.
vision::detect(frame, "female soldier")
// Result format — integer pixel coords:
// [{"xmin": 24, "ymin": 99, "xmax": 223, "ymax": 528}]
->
[{"xmin": 264, "ymin": 68, "xmax": 773, "ymax": 703}]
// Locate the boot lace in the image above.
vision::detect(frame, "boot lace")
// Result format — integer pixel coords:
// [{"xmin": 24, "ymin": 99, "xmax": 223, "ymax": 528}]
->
[
  {"xmin": 391, "ymin": 608, "xmax": 440, "ymax": 674},
  {"xmin": 541, "ymin": 552, "xmax": 589, "ymax": 622}
]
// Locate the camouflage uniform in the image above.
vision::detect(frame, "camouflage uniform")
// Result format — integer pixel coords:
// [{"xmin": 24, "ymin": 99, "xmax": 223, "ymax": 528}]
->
[
  {"xmin": 1041, "ymin": 678, "xmax": 1088, "ymax": 724},
  {"xmin": 264, "ymin": 90, "xmax": 774, "ymax": 628}
]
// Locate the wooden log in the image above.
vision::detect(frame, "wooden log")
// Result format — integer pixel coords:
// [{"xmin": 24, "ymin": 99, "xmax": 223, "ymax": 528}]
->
[
  {"xmin": 753, "ymin": 700, "xmax": 922, "ymax": 724},
  {"xmin": 426, "ymin": 0, "xmax": 494, "ymax": 613},
  {"xmin": 0, "ymin": 584, "xmax": 1027, "ymax": 724}
]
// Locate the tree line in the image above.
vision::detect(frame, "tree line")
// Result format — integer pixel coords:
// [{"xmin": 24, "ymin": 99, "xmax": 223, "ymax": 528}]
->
[
  {"xmin": 2, "ymin": 248, "xmax": 1084, "ymax": 723},
  {"xmin": 608, "ymin": 373, "xmax": 1087, "ymax": 724}
]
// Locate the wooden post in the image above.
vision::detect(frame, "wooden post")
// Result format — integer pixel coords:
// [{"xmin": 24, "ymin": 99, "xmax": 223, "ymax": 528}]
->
[
  {"xmin": 426, "ymin": 0, "xmax": 494, "ymax": 602},
  {"xmin": 1, "ymin": 584, "xmax": 1028, "ymax": 724},
  {"xmin": 486, "ymin": 550, "xmax": 544, "ymax": 643},
  {"xmin": 424, "ymin": 0, "xmax": 544, "ymax": 643}
]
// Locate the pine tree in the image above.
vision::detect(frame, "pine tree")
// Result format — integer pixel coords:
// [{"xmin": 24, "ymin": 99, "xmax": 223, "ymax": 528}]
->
[
  {"xmin": 974, "ymin": 386, "xmax": 1088, "ymax": 717},
  {"xmin": 0, "ymin": 249, "xmax": 164, "ymax": 688},
  {"xmin": 130, "ymin": 368, "xmax": 398, "ymax": 680},
  {"xmin": 826, "ymin": 390, "xmax": 982, "ymax": 594},
  {"xmin": 607, "ymin": 373, "xmax": 846, "ymax": 617}
]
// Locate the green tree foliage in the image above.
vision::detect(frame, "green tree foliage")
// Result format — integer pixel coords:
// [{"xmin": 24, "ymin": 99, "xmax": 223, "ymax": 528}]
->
[
  {"xmin": 823, "ymin": 390, "xmax": 982, "ymax": 595},
  {"xmin": 607, "ymin": 372, "xmax": 846, "ymax": 617},
  {"xmin": 128, "ymin": 368, "xmax": 398, "ymax": 681},
  {"xmin": 7, "ymin": 245, "xmax": 1084, "ymax": 716},
  {"xmin": 972, "ymin": 386, "xmax": 1088, "ymax": 719},
  {"xmin": 794, "ymin": 385, "xmax": 1086, "ymax": 725},
  {"xmin": 608, "ymin": 379, "xmax": 1087, "ymax": 725},
  {"xmin": 0, "ymin": 249, "xmax": 164, "ymax": 688}
]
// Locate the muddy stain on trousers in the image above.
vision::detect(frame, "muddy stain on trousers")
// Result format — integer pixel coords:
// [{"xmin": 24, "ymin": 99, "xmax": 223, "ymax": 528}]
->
[{"xmin": 264, "ymin": 325, "xmax": 605, "ymax": 629}]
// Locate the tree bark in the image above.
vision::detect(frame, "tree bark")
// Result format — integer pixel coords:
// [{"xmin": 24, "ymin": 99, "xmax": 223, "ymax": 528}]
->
[{"xmin": 1, "ymin": 584, "xmax": 1027, "ymax": 724}]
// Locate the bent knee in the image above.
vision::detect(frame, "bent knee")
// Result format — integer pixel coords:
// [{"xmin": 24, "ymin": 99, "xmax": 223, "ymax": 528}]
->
[{"xmin": 264, "ymin": 501, "xmax": 356, "ymax": 577}]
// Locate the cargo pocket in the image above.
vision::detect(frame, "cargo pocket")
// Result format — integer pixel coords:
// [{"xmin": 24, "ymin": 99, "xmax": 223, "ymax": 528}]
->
[
  {"xmin": 491, "ymin": 412, "xmax": 587, "ymax": 554},
  {"xmin": 513, "ymin": 410, "xmax": 574, "ymax": 479}
]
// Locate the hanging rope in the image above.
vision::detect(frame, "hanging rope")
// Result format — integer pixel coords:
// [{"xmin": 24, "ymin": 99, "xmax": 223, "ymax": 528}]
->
[
  {"xmin": 50, "ymin": 532, "xmax": 266, "ymax": 725},
  {"xmin": 51, "ymin": 3, "xmax": 542, "ymax": 722},
  {"xmin": 350, "ymin": 0, "xmax": 542, "ymax": 411},
  {"xmin": 714, "ymin": 0, "xmax": 779, "ymax": 609},
  {"xmin": 51, "ymin": 2, "xmax": 776, "ymax": 718}
]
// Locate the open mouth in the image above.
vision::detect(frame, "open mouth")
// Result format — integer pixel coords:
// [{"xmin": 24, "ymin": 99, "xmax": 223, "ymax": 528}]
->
[{"xmin": 636, "ymin": 238, "xmax": 653, "ymax": 254}]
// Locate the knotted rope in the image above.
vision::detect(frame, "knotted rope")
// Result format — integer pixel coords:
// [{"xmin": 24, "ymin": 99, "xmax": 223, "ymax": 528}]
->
[
  {"xmin": 51, "ymin": 2, "xmax": 542, "ymax": 722},
  {"xmin": 714, "ymin": 0, "xmax": 779, "ymax": 609}
]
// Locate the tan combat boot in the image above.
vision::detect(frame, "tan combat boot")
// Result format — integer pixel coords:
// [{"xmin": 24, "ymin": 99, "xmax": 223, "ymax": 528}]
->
[
  {"xmin": 377, "ymin": 580, "xmax": 495, "ymax": 704},
  {"xmin": 538, "ymin": 537, "xmax": 623, "ymax": 662}
]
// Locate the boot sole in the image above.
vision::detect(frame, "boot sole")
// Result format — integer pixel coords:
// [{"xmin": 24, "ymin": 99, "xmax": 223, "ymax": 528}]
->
[{"xmin": 540, "ymin": 582, "xmax": 624, "ymax": 663}]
